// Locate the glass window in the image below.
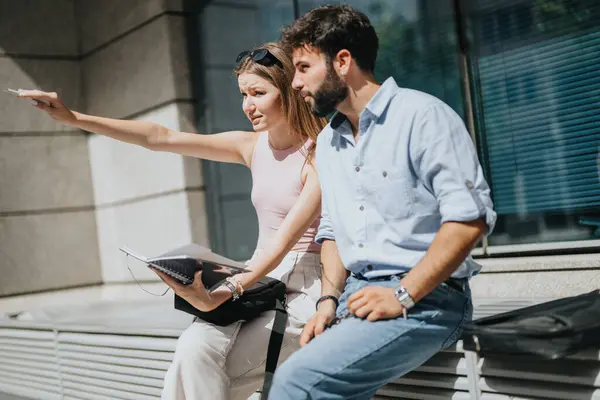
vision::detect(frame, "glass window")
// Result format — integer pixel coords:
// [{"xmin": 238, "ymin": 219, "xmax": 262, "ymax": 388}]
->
[
  {"xmin": 257, "ymin": 0, "xmax": 297, "ymax": 43},
  {"xmin": 196, "ymin": 0, "xmax": 600, "ymax": 258},
  {"xmin": 468, "ymin": 0, "xmax": 600, "ymax": 246},
  {"xmin": 299, "ymin": 0, "xmax": 465, "ymax": 116},
  {"xmin": 196, "ymin": 0, "xmax": 296, "ymax": 260}
]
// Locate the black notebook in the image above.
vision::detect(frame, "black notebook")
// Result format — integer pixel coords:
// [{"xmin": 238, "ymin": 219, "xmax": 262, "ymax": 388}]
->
[{"xmin": 119, "ymin": 244, "xmax": 247, "ymax": 288}]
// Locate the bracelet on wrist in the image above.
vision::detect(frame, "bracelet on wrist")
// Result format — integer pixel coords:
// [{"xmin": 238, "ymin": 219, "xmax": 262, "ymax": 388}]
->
[
  {"xmin": 222, "ymin": 280, "xmax": 240, "ymax": 302},
  {"xmin": 315, "ymin": 295, "xmax": 339, "ymax": 311},
  {"xmin": 228, "ymin": 276, "xmax": 244, "ymax": 296}
]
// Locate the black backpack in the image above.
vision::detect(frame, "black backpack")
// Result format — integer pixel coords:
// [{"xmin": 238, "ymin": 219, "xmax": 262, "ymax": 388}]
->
[{"xmin": 463, "ymin": 290, "xmax": 600, "ymax": 359}]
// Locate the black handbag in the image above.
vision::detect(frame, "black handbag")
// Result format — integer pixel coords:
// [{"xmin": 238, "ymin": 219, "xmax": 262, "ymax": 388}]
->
[
  {"xmin": 120, "ymin": 244, "xmax": 288, "ymax": 399},
  {"xmin": 462, "ymin": 289, "xmax": 600, "ymax": 359},
  {"xmin": 174, "ymin": 275, "xmax": 288, "ymax": 399},
  {"xmin": 174, "ymin": 275, "xmax": 287, "ymax": 325}
]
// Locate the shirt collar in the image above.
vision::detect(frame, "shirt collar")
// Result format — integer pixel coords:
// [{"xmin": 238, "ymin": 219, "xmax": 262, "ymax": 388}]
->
[
  {"xmin": 330, "ymin": 111, "xmax": 347, "ymax": 130},
  {"xmin": 329, "ymin": 77, "xmax": 400, "ymax": 130},
  {"xmin": 364, "ymin": 77, "xmax": 399, "ymax": 119}
]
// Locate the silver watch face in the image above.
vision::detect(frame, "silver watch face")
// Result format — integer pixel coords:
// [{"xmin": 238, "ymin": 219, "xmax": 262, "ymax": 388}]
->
[
  {"xmin": 394, "ymin": 286, "xmax": 415, "ymax": 309},
  {"xmin": 394, "ymin": 286, "xmax": 407, "ymax": 299}
]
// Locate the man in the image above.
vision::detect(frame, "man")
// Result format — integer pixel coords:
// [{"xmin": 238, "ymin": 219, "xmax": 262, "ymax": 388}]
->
[{"xmin": 269, "ymin": 4, "xmax": 496, "ymax": 399}]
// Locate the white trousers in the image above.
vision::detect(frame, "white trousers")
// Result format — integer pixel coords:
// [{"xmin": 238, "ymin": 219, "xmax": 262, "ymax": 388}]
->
[{"xmin": 162, "ymin": 251, "xmax": 322, "ymax": 400}]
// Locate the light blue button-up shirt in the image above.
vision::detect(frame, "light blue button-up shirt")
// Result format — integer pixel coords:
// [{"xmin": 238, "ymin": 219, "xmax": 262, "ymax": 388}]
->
[{"xmin": 315, "ymin": 78, "xmax": 496, "ymax": 279}]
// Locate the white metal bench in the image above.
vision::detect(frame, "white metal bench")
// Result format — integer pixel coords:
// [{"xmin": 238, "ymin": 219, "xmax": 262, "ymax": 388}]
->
[{"xmin": 1, "ymin": 299, "xmax": 598, "ymax": 400}]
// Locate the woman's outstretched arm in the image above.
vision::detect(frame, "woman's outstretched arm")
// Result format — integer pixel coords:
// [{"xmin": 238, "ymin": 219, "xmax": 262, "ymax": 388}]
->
[{"xmin": 18, "ymin": 90, "xmax": 256, "ymax": 166}]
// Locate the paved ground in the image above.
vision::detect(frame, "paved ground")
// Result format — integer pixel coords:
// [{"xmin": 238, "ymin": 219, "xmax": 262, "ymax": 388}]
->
[{"xmin": 0, "ymin": 393, "xmax": 34, "ymax": 400}]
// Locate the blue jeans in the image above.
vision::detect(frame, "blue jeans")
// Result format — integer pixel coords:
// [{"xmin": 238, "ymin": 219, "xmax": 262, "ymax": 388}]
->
[{"xmin": 268, "ymin": 275, "xmax": 472, "ymax": 400}]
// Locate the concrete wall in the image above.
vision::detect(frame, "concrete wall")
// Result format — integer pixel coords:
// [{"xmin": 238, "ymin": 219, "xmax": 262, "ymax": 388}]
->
[
  {"xmin": 0, "ymin": 0, "xmax": 101, "ymax": 296},
  {"xmin": 76, "ymin": 0, "xmax": 210, "ymax": 282},
  {"xmin": 471, "ymin": 253, "xmax": 600, "ymax": 300},
  {"xmin": 0, "ymin": 0, "xmax": 210, "ymax": 295}
]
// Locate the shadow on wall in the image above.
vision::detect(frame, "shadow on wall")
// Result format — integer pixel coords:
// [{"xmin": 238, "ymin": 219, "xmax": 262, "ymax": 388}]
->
[{"xmin": 0, "ymin": 1, "xmax": 95, "ymax": 297}]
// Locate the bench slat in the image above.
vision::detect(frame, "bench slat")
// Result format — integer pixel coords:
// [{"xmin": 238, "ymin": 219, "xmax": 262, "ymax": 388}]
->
[
  {"xmin": 479, "ymin": 355, "xmax": 600, "ymax": 386},
  {"xmin": 480, "ymin": 377, "xmax": 600, "ymax": 400}
]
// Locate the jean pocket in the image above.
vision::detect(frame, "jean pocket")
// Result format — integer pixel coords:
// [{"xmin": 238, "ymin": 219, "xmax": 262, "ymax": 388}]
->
[
  {"xmin": 420, "ymin": 285, "xmax": 452, "ymax": 311},
  {"xmin": 439, "ymin": 280, "xmax": 468, "ymax": 299},
  {"xmin": 437, "ymin": 282, "xmax": 451, "ymax": 296},
  {"xmin": 338, "ymin": 278, "xmax": 365, "ymax": 305},
  {"xmin": 441, "ymin": 297, "xmax": 472, "ymax": 349}
]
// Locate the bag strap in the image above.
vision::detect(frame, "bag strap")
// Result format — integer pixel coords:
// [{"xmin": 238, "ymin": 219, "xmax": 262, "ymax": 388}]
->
[{"xmin": 260, "ymin": 298, "xmax": 288, "ymax": 400}]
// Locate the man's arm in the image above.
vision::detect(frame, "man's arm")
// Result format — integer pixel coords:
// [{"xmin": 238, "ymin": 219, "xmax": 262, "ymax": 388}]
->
[
  {"xmin": 318, "ymin": 239, "xmax": 349, "ymax": 309},
  {"xmin": 300, "ymin": 240, "xmax": 348, "ymax": 346},
  {"xmin": 301, "ymin": 134, "xmax": 349, "ymax": 342},
  {"xmin": 402, "ymin": 102, "xmax": 495, "ymax": 301},
  {"xmin": 400, "ymin": 220, "xmax": 486, "ymax": 302},
  {"xmin": 311, "ymin": 163, "xmax": 345, "ymax": 312},
  {"xmin": 347, "ymin": 220, "xmax": 485, "ymax": 321},
  {"xmin": 348, "ymin": 102, "xmax": 495, "ymax": 322}
]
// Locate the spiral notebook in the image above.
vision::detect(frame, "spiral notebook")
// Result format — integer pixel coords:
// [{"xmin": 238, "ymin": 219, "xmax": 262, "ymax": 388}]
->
[{"xmin": 119, "ymin": 244, "xmax": 247, "ymax": 287}]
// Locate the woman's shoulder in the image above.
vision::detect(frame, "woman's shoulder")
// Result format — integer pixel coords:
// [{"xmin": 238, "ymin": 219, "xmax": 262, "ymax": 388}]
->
[
  {"xmin": 231, "ymin": 130, "xmax": 261, "ymax": 150},
  {"xmin": 234, "ymin": 131, "xmax": 261, "ymax": 167},
  {"xmin": 222, "ymin": 130, "xmax": 261, "ymax": 145},
  {"xmin": 237, "ymin": 130, "xmax": 261, "ymax": 140}
]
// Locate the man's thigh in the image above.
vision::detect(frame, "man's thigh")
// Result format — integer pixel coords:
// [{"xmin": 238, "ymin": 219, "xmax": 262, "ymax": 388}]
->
[{"xmin": 271, "ymin": 279, "xmax": 471, "ymax": 399}]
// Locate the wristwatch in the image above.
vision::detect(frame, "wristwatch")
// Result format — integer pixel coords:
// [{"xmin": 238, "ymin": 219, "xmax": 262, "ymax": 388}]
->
[
  {"xmin": 223, "ymin": 280, "xmax": 240, "ymax": 302},
  {"xmin": 394, "ymin": 286, "xmax": 415, "ymax": 310}
]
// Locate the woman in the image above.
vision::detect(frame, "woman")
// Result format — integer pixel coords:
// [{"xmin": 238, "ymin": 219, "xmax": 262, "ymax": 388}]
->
[{"xmin": 19, "ymin": 42, "xmax": 327, "ymax": 400}]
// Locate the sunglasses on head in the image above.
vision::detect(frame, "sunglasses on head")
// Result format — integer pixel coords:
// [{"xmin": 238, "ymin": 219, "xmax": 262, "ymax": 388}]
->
[{"xmin": 236, "ymin": 48, "xmax": 283, "ymax": 68}]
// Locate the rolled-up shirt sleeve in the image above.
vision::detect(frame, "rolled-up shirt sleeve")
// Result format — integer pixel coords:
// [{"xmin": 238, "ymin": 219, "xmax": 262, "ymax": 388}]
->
[
  {"xmin": 410, "ymin": 103, "xmax": 497, "ymax": 234},
  {"xmin": 314, "ymin": 134, "xmax": 336, "ymax": 244},
  {"xmin": 315, "ymin": 190, "xmax": 335, "ymax": 243}
]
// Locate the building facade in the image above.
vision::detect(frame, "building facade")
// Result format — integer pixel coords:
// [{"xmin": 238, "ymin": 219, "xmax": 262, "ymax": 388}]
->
[{"xmin": 1, "ymin": 0, "xmax": 598, "ymax": 298}]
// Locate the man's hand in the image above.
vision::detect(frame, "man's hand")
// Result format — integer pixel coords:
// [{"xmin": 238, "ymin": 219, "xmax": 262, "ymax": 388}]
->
[
  {"xmin": 348, "ymin": 286, "xmax": 404, "ymax": 322},
  {"xmin": 151, "ymin": 268, "xmax": 229, "ymax": 312},
  {"xmin": 300, "ymin": 302, "xmax": 336, "ymax": 346}
]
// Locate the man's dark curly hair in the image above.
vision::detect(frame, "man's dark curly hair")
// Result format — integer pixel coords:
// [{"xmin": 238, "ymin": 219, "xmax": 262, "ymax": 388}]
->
[{"xmin": 280, "ymin": 5, "xmax": 378, "ymax": 73}]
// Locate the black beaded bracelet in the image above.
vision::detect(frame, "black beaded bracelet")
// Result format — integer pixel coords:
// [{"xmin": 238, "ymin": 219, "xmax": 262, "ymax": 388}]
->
[{"xmin": 315, "ymin": 295, "xmax": 339, "ymax": 311}]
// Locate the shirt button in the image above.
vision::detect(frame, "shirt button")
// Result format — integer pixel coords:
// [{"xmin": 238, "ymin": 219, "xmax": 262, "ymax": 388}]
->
[
  {"xmin": 355, "ymin": 166, "xmax": 360, "ymax": 172},
  {"xmin": 359, "ymin": 205, "xmax": 364, "ymax": 211},
  {"xmin": 382, "ymin": 171, "xmax": 387, "ymax": 177},
  {"xmin": 466, "ymin": 181, "xmax": 474, "ymax": 189},
  {"xmin": 367, "ymin": 264, "xmax": 373, "ymax": 270},
  {"xmin": 358, "ymin": 243, "xmax": 364, "ymax": 248}
]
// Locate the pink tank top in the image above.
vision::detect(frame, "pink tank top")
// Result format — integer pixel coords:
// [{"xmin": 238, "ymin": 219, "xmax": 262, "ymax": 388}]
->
[{"xmin": 250, "ymin": 133, "xmax": 321, "ymax": 253}]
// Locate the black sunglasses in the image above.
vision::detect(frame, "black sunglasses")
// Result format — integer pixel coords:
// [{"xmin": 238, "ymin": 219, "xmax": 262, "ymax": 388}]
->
[{"xmin": 236, "ymin": 48, "xmax": 283, "ymax": 68}]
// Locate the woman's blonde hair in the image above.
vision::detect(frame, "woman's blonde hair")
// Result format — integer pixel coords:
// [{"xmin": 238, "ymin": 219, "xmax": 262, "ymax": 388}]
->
[{"xmin": 234, "ymin": 42, "xmax": 326, "ymax": 162}]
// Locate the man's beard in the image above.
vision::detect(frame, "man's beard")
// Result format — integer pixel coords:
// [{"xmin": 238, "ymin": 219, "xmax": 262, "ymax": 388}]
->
[{"xmin": 309, "ymin": 65, "xmax": 349, "ymax": 117}]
